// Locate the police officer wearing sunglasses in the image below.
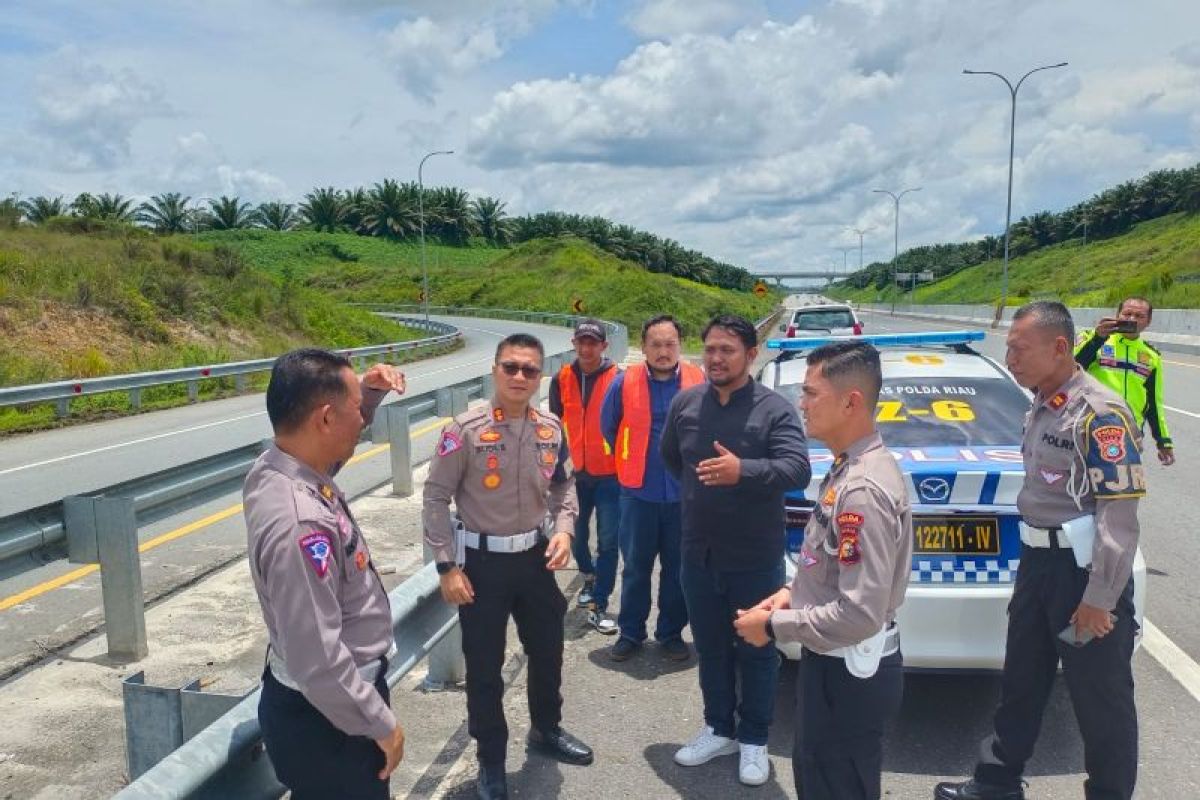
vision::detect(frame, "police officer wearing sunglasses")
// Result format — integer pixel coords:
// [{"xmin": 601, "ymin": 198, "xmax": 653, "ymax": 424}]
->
[{"xmin": 424, "ymin": 333, "xmax": 592, "ymax": 800}]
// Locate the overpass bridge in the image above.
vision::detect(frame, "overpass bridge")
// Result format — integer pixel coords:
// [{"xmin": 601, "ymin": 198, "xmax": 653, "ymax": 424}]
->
[{"xmin": 753, "ymin": 271, "xmax": 848, "ymax": 287}]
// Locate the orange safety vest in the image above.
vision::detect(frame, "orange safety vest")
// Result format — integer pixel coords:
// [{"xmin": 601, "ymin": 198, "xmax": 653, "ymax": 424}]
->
[
  {"xmin": 557, "ymin": 362, "xmax": 618, "ymax": 476},
  {"xmin": 615, "ymin": 361, "xmax": 704, "ymax": 489}
]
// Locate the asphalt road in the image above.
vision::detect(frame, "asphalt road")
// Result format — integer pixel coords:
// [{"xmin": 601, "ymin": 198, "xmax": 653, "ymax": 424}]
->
[{"xmin": 0, "ymin": 315, "xmax": 574, "ymax": 678}]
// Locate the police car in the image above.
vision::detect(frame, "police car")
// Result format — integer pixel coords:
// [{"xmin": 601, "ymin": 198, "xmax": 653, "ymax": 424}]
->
[{"xmin": 761, "ymin": 331, "xmax": 1147, "ymax": 669}]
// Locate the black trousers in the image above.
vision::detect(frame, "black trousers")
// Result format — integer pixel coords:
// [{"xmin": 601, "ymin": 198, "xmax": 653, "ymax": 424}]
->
[
  {"xmin": 975, "ymin": 542, "xmax": 1138, "ymax": 800},
  {"xmin": 459, "ymin": 541, "xmax": 568, "ymax": 764},
  {"xmin": 792, "ymin": 648, "xmax": 903, "ymax": 800},
  {"xmin": 258, "ymin": 662, "xmax": 390, "ymax": 800}
]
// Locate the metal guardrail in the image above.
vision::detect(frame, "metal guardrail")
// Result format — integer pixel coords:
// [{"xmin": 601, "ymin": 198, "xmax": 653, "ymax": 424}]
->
[
  {"xmin": 113, "ymin": 563, "xmax": 457, "ymax": 800},
  {"xmin": 0, "ymin": 316, "xmax": 460, "ymax": 417}
]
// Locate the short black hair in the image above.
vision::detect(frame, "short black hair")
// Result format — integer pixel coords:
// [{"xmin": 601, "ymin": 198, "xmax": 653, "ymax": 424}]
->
[
  {"xmin": 642, "ymin": 314, "xmax": 683, "ymax": 341},
  {"xmin": 495, "ymin": 333, "xmax": 545, "ymax": 363},
  {"xmin": 701, "ymin": 314, "xmax": 757, "ymax": 350},
  {"xmin": 807, "ymin": 341, "xmax": 883, "ymax": 405},
  {"xmin": 1118, "ymin": 296, "xmax": 1153, "ymax": 318},
  {"xmin": 266, "ymin": 348, "xmax": 353, "ymax": 433},
  {"xmin": 1013, "ymin": 300, "xmax": 1075, "ymax": 343}
]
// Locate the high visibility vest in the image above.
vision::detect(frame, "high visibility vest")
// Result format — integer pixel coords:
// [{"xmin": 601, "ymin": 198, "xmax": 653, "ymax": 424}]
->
[
  {"xmin": 557, "ymin": 363, "xmax": 618, "ymax": 476},
  {"xmin": 615, "ymin": 361, "xmax": 704, "ymax": 489}
]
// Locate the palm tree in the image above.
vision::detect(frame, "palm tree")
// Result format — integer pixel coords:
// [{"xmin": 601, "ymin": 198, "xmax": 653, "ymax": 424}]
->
[
  {"xmin": 1177, "ymin": 168, "xmax": 1200, "ymax": 214},
  {"xmin": 137, "ymin": 192, "xmax": 192, "ymax": 233},
  {"xmin": 18, "ymin": 196, "xmax": 67, "ymax": 225},
  {"xmin": 71, "ymin": 192, "xmax": 99, "ymax": 218},
  {"xmin": 90, "ymin": 193, "xmax": 137, "ymax": 222},
  {"xmin": 255, "ymin": 201, "xmax": 298, "ymax": 231},
  {"xmin": 206, "ymin": 195, "xmax": 255, "ymax": 230},
  {"xmin": 0, "ymin": 194, "xmax": 20, "ymax": 228},
  {"xmin": 470, "ymin": 196, "xmax": 511, "ymax": 245},
  {"xmin": 361, "ymin": 179, "xmax": 420, "ymax": 240},
  {"xmin": 343, "ymin": 187, "xmax": 369, "ymax": 234},
  {"xmin": 427, "ymin": 186, "xmax": 474, "ymax": 245},
  {"xmin": 299, "ymin": 187, "xmax": 349, "ymax": 232}
]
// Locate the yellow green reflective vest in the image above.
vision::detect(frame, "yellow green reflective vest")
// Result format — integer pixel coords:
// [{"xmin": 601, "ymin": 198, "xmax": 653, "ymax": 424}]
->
[{"xmin": 1074, "ymin": 329, "xmax": 1171, "ymax": 449}]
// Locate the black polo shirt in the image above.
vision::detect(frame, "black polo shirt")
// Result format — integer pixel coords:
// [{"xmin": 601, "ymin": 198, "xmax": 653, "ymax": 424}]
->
[{"xmin": 661, "ymin": 377, "xmax": 811, "ymax": 572}]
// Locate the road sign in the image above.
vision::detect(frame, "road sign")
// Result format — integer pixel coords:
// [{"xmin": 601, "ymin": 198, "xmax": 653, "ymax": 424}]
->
[
  {"xmin": 572, "ymin": 298, "xmax": 585, "ymax": 313},
  {"xmin": 753, "ymin": 281, "xmax": 769, "ymax": 298}
]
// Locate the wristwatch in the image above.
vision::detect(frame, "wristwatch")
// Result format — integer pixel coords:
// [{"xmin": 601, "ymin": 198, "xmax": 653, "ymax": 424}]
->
[
  {"xmin": 435, "ymin": 562, "xmax": 456, "ymax": 575},
  {"xmin": 765, "ymin": 617, "xmax": 776, "ymax": 642}
]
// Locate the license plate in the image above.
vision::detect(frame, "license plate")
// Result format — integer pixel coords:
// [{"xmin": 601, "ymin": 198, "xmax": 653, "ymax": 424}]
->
[{"xmin": 913, "ymin": 515, "xmax": 1001, "ymax": 555}]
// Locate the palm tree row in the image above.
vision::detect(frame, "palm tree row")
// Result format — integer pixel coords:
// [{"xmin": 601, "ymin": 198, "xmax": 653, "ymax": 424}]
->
[{"xmin": 839, "ymin": 161, "xmax": 1200, "ymax": 292}]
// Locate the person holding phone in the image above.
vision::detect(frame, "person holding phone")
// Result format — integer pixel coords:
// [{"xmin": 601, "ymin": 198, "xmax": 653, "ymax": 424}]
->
[
  {"xmin": 1074, "ymin": 296, "xmax": 1174, "ymax": 466},
  {"xmin": 937, "ymin": 302, "xmax": 1145, "ymax": 800}
]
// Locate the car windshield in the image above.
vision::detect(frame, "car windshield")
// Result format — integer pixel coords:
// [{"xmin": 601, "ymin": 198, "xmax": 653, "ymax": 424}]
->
[
  {"xmin": 793, "ymin": 309, "xmax": 854, "ymax": 330},
  {"xmin": 775, "ymin": 374, "xmax": 1030, "ymax": 447}
]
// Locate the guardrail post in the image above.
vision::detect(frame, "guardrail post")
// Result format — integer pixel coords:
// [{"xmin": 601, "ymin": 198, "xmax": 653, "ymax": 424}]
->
[
  {"xmin": 435, "ymin": 387, "xmax": 454, "ymax": 418},
  {"xmin": 422, "ymin": 545, "xmax": 465, "ymax": 691},
  {"xmin": 481, "ymin": 372, "xmax": 494, "ymax": 400},
  {"xmin": 187, "ymin": 380, "xmax": 199, "ymax": 403},
  {"xmin": 56, "ymin": 397, "xmax": 70, "ymax": 418},
  {"xmin": 64, "ymin": 495, "xmax": 148, "ymax": 660},
  {"xmin": 235, "ymin": 373, "xmax": 247, "ymax": 392},
  {"xmin": 384, "ymin": 404, "xmax": 413, "ymax": 497},
  {"xmin": 450, "ymin": 387, "xmax": 469, "ymax": 416},
  {"xmin": 129, "ymin": 388, "xmax": 142, "ymax": 410}
]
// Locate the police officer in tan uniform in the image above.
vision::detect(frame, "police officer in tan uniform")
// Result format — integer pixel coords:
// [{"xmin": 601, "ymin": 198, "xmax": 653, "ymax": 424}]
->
[
  {"xmin": 424, "ymin": 332, "xmax": 593, "ymax": 800},
  {"xmin": 245, "ymin": 348, "xmax": 407, "ymax": 800},
  {"xmin": 938, "ymin": 301, "xmax": 1144, "ymax": 800},
  {"xmin": 735, "ymin": 340, "xmax": 912, "ymax": 800}
]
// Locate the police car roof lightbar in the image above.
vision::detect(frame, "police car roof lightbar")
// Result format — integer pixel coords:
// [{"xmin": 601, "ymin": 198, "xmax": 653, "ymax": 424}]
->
[{"xmin": 765, "ymin": 331, "xmax": 986, "ymax": 350}]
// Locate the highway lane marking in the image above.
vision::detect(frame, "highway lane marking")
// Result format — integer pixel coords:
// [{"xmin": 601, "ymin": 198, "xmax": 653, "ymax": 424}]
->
[
  {"xmin": 1165, "ymin": 405, "xmax": 1199, "ymax": 419},
  {"xmin": 1142, "ymin": 619, "xmax": 1200, "ymax": 705},
  {"xmin": 0, "ymin": 417, "xmax": 451, "ymax": 613}
]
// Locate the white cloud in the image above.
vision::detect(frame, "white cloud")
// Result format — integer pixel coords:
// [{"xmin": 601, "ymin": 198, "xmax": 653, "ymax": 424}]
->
[{"xmin": 625, "ymin": 0, "xmax": 769, "ymax": 39}]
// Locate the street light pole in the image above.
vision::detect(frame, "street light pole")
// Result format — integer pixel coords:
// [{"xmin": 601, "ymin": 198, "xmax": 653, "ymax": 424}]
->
[
  {"xmin": 850, "ymin": 226, "xmax": 871, "ymax": 271},
  {"xmin": 872, "ymin": 187, "xmax": 921, "ymax": 313},
  {"xmin": 418, "ymin": 149, "xmax": 454, "ymax": 321},
  {"xmin": 963, "ymin": 61, "xmax": 1067, "ymax": 319}
]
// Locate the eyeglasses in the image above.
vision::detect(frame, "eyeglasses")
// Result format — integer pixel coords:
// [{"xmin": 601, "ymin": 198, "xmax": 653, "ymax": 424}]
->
[{"xmin": 497, "ymin": 361, "xmax": 542, "ymax": 379}]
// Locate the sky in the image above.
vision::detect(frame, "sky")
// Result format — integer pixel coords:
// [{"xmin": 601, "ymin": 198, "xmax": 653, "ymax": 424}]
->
[{"xmin": 2, "ymin": 0, "xmax": 1198, "ymax": 275}]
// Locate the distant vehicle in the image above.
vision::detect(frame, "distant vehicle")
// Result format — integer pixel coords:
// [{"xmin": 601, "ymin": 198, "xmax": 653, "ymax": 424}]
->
[
  {"xmin": 780, "ymin": 303, "xmax": 863, "ymax": 338},
  {"xmin": 759, "ymin": 331, "xmax": 1147, "ymax": 670}
]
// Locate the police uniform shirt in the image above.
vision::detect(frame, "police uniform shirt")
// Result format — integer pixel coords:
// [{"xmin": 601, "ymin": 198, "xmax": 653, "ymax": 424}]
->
[
  {"xmin": 1021, "ymin": 367, "xmax": 1145, "ymax": 610},
  {"xmin": 771, "ymin": 431, "xmax": 913, "ymax": 652},
  {"xmin": 423, "ymin": 400, "xmax": 579, "ymax": 563},
  {"xmin": 244, "ymin": 445, "xmax": 396, "ymax": 741}
]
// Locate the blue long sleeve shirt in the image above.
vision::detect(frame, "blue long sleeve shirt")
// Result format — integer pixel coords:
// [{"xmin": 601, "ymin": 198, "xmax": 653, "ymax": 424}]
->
[{"xmin": 600, "ymin": 367, "xmax": 685, "ymax": 503}]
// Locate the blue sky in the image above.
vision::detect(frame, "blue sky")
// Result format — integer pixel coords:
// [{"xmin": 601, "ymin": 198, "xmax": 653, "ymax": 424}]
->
[{"xmin": 2, "ymin": 0, "xmax": 1198, "ymax": 273}]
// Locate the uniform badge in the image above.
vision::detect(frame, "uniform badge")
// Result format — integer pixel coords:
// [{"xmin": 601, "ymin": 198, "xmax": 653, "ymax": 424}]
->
[
  {"xmin": 1137, "ymin": 351, "xmax": 1151, "ymax": 366},
  {"xmin": 537, "ymin": 425, "xmax": 555, "ymax": 441},
  {"xmin": 486, "ymin": 454, "xmax": 500, "ymax": 470},
  {"xmin": 1101, "ymin": 344, "xmax": 1115, "ymax": 357},
  {"xmin": 1039, "ymin": 469, "xmax": 1065, "ymax": 485},
  {"xmin": 355, "ymin": 550, "xmax": 368, "ymax": 571},
  {"xmin": 437, "ymin": 430, "xmax": 462, "ymax": 457},
  {"xmin": 527, "ymin": 408, "xmax": 538, "ymax": 421},
  {"xmin": 1048, "ymin": 392, "xmax": 1068, "ymax": 410},
  {"xmin": 483, "ymin": 473, "xmax": 501, "ymax": 490},
  {"xmin": 491, "ymin": 408, "xmax": 505, "ymax": 422},
  {"xmin": 337, "ymin": 513, "xmax": 352, "ymax": 538},
  {"xmin": 540, "ymin": 449, "xmax": 557, "ymax": 466},
  {"xmin": 479, "ymin": 429, "xmax": 502, "ymax": 443},
  {"xmin": 800, "ymin": 547, "xmax": 819, "ymax": 568},
  {"xmin": 1092, "ymin": 425, "xmax": 1127, "ymax": 463},
  {"xmin": 319, "ymin": 484, "xmax": 334, "ymax": 501},
  {"xmin": 821, "ymin": 487, "xmax": 837, "ymax": 506},
  {"xmin": 836, "ymin": 512, "xmax": 863, "ymax": 566},
  {"xmin": 300, "ymin": 533, "xmax": 332, "ymax": 579}
]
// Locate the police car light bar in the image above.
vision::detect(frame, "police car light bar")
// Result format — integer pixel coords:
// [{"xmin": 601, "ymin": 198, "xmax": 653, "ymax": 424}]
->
[{"xmin": 765, "ymin": 330, "xmax": 986, "ymax": 350}]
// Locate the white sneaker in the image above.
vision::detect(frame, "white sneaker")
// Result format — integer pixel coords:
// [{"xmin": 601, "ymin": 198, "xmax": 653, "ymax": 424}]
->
[
  {"xmin": 674, "ymin": 726, "xmax": 739, "ymax": 767},
  {"xmin": 738, "ymin": 743, "xmax": 770, "ymax": 786}
]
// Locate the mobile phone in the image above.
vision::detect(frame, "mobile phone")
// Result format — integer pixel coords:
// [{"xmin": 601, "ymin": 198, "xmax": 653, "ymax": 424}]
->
[
  {"xmin": 1114, "ymin": 319, "xmax": 1138, "ymax": 334},
  {"xmin": 1057, "ymin": 613, "xmax": 1118, "ymax": 648}
]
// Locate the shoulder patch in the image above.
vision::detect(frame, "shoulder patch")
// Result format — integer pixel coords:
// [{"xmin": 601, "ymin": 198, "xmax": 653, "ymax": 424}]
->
[
  {"xmin": 1092, "ymin": 425, "xmax": 1127, "ymax": 463},
  {"xmin": 299, "ymin": 532, "xmax": 333, "ymax": 579},
  {"xmin": 836, "ymin": 511, "xmax": 864, "ymax": 566},
  {"xmin": 437, "ymin": 429, "xmax": 463, "ymax": 457}
]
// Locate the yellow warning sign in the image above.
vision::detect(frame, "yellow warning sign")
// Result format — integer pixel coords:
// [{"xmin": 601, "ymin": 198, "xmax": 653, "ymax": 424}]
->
[{"xmin": 753, "ymin": 281, "xmax": 769, "ymax": 298}]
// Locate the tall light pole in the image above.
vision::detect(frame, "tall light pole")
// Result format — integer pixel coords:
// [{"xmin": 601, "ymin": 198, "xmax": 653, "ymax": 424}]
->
[
  {"xmin": 418, "ymin": 149, "xmax": 454, "ymax": 321},
  {"xmin": 872, "ymin": 187, "xmax": 921, "ymax": 313},
  {"xmin": 850, "ymin": 226, "xmax": 871, "ymax": 271},
  {"xmin": 963, "ymin": 61, "xmax": 1067, "ymax": 318},
  {"xmin": 837, "ymin": 247, "xmax": 855, "ymax": 276}
]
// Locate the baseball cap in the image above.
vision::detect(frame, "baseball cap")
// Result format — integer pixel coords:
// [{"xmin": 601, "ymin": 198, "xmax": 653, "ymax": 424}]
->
[{"xmin": 573, "ymin": 319, "xmax": 607, "ymax": 341}]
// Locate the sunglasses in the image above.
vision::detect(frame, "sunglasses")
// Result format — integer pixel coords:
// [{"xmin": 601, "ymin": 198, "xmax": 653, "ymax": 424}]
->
[{"xmin": 497, "ymin": 361, "xmax": 542, "ymax": 379}]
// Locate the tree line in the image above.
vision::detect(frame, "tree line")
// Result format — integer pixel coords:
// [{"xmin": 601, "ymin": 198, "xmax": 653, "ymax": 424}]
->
[
  {"xmin": 839, "ymin": 162, "xmax": 1200, "ymax": 291},
  {"xmin": 0, "ymin": 181, "xmax": 755, "ymax": 292}
]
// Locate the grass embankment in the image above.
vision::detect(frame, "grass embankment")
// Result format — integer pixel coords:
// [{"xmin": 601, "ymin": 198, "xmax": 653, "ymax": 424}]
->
[
  {"xmin": 832, "ymin": 212, "xmax": 1200, "ymax": 308},
  {"xmin": 0, "ymin": 226, "xmax": 430, "ymax": 433},
  {"xmin": 203, "ymin": 230, "xmax": 777, "ymax": 341}
]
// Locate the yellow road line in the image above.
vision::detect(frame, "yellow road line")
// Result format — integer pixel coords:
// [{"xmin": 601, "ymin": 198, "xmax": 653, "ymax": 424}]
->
[{"xmin": 0, "ymin": 416, "xmax": 451, "ymax": 612}]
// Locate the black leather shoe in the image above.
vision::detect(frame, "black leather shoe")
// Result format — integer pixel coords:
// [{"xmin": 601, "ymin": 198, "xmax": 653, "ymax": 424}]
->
[
  {"xmin": 934, "ymin": 779, "xmax": 1025, "ymax": 800},
  {"xmin": 477, "ymin": 761, "xmax": 508, "ymax": 800},
  {"xmin": 527, "ymin": 726, "xmax": 595, "ymax": 765}
]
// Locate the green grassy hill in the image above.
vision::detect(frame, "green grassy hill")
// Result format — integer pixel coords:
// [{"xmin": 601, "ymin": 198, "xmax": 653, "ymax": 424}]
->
[
  {"xmin": 832, "ymin": 212, "xmax": 1200, "ymax": 307},
  {"xmin": 204, "ymin": 230, "xmax": 776, "ymax": 340}
]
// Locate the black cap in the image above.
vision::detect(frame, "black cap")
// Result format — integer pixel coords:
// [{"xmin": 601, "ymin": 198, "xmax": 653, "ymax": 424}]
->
[{"xmin": 573, "ymin": 319, "xmax": 606, "ymax": 341}]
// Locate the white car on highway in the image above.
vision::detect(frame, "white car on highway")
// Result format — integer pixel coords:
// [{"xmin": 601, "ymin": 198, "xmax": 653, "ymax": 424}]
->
[
  {"xmin": 780, "ymin": 303, "xmax": 863, "ymax": 338},
  {"xmin": 760, "ymin": 331, "xmax": 1147, "ymax": 670}
]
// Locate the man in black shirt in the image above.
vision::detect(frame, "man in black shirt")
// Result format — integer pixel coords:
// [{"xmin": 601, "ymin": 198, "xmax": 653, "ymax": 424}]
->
[{"xmin": 662, "ymin": 314, "xmax": 810, "ymax": 787}]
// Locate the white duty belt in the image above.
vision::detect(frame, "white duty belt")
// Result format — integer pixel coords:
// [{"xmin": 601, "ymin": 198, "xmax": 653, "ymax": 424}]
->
[
  {"xmin": 453, "ymin": 517, "xmax": 546, "ymax": 564},
  {"xmin": 822, "ymin": 622, "xmax": 900, "ymax": 679},
  {"xmin": 1019, "ymin": 515, "xmax": 1095, "ymax": 568}
]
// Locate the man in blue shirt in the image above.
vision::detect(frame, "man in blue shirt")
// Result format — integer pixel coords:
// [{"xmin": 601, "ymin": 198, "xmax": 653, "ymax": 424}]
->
[{"xmin": 601, "ymin": 315, "xmax": 705, "ymax": 662}]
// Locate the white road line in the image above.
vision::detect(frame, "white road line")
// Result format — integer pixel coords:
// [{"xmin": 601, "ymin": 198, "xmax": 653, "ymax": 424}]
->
[
  {"xmin": 1165, "ymin": 404, "xmax": 1200, "ymax": 419},
  {"xmin": 1142, "ymin": 618, "xmax": 1200, "ymax": 705}
]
